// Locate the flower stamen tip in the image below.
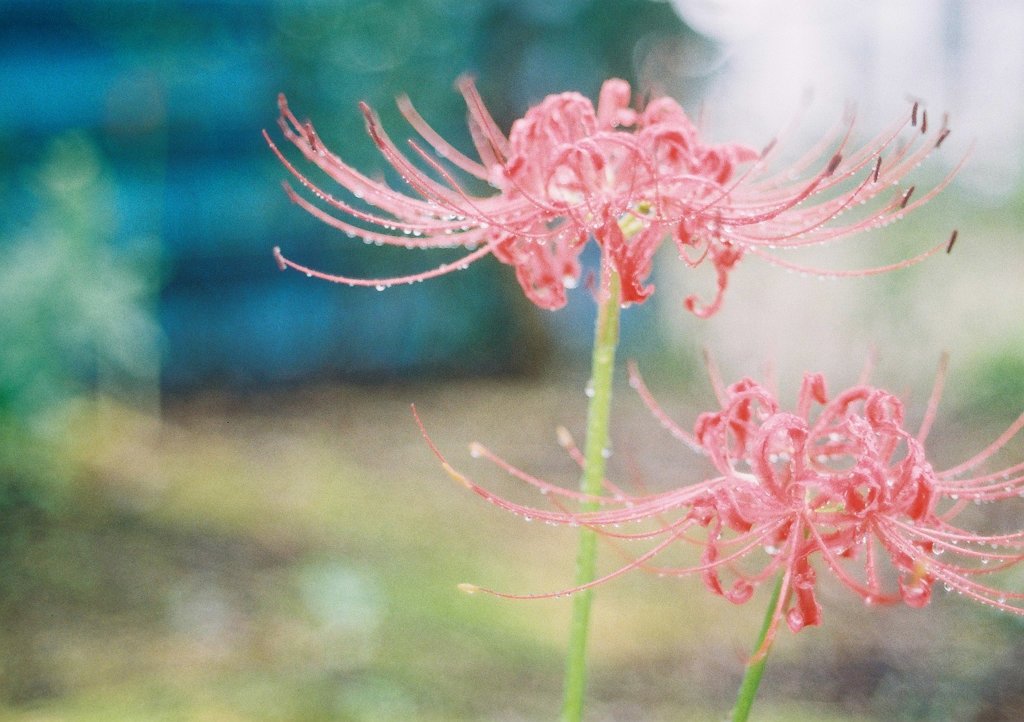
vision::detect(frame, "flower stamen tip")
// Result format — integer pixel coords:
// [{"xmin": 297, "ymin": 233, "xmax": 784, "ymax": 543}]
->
[
  {"xmin": 458, "ymin": 583, "xmax": 480, "ymax": 595},
  {"xmin": 826, "ymin": 152, "xmax": 843, "ymax": 175},
  {"xmin": 443, "ymin": 462, "xmax": 473, "ymax": 489}
]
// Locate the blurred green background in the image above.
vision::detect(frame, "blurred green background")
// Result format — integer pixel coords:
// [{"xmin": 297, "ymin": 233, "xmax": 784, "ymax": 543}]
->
[{"xmin": 3, "ymin": 1, "xmax": 1024, "ymax": 720}]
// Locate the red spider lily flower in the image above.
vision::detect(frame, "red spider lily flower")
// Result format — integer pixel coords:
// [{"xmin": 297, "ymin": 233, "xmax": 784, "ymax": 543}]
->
[
  {"xmin": 417, "ymin": 359, "xmax": 1024, "ymax": 653},
  {"xmin": 267, "ymin": 78, "xmax": 958, "ymax": 315}
]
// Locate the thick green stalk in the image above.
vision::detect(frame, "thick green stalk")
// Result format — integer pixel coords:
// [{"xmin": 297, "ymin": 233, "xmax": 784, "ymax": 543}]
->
[
  {"xmin": 560, "ymin": 271, "xmax": 621, "ymax": 722},
  {"xmin": 730, "ymin": 574, "xmax": 786, "ymax": 722}
]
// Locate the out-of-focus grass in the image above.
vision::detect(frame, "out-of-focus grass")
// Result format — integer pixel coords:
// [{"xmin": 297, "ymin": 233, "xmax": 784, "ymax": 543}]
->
[{"xmin": 2, "ymin": 375, "xmax": 1022, "ymax": 720}]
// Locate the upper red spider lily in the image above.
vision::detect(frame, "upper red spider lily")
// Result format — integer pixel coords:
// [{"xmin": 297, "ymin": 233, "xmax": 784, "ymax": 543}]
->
[
  {"xmin": 267, "ymin": 78, "xmax": 959, "ymax": 316},
  {"xmin": 416, "ymin": 358, "xmax": 1024, "ymax": 655}
]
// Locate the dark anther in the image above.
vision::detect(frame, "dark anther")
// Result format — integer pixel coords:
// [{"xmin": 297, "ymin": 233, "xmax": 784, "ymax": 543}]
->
[
  {"xmin": 920, "ymin": 110, "xmax": 928, "ymax": 134},
  {"xmin": 826, "ymin": 153, "xmax": 843, "ymax": 175},
  {"xmin": 872, "ymin": 157, "xmax": 882, "ymax": 183},
  {"xmin": 911, "ymin": 101, "xmax": 919, "ymax": 127},
  {"xmin": 900, "ymin": 186, "xmax": 915, "ymax": 209},
  {"xmin": 936, "ymin": 128, "xmax": 951, "ymax": 148},
  {"xmin": 946, "ymin": 230, "xmax": 958, "ymax": 254},
  {"xmin": 760, "ymin": 138, "xmax": 777, "ymax": 158}
]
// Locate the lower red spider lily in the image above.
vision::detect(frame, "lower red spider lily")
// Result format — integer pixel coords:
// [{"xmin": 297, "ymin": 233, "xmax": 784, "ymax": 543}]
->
[
  {"xmin": 268, "ymin": 77, "xmax": 960, "ymax": 316},
  {"xmin": 416, "ymin": 359, "xmax": 1024, "ymax": 653}
]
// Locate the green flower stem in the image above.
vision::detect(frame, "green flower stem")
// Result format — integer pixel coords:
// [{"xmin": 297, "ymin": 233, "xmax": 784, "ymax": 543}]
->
[
  {"xmin": 730, "ymin": 574, "xmax": 786, "ymax": 722},
  {"xmin": 560, "ymin": 270, "xmax": 622, "ymax": 722}
]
